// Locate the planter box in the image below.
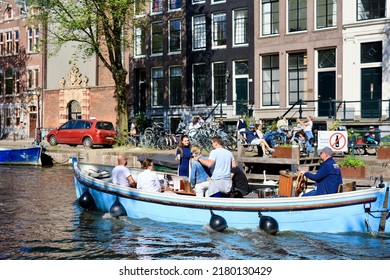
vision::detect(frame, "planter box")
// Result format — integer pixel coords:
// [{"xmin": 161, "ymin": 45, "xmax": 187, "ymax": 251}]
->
[
  {"xmin": 377, "ymin": 148, "xmax": 390, "ymax": 159},
  {"xmin": 340, "ymin": 166, "xmax": 366, "ymax": 179},
  {"xmin": 272, "ymin": 146, "xmax": 300, "ymax": 159}
]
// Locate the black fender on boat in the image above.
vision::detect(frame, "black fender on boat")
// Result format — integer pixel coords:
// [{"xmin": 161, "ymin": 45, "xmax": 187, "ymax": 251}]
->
[
  {"xmin": 259, "ymin": 212, "xmax": 279, "ymax": 235},
  {"xmin": 209, "ymin": 210, "xmax": 228, "ymax": 232},
  {"xmin": 110, "ymin": 197, "xmax": 127, "ymax": 218},
  {"xmin": 78, "ymin": 188, "xmax": 96, "ymax": 210}
]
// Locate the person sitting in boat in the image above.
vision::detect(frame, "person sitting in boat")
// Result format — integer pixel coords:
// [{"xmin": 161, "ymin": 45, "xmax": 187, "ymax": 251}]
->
[
  {"xmin": 231, "ymin": 166, "xmax": 250, "ymax": 197},
  {"xmin": 136, "ymin": 159, "xmax": 162, "ymax": 192},
  {"xmin": 193, "ymin": 136, "xmax": 236, "ymax": 197},
  {"xmin": 112, "ymin": 154, "xmax": 136, "ymax": 188},
  {"xmin": 190, "ymin": 145, "xmax": 211, "ymax": 197},
  {"xmin": 300, "ymin": 147, "xmax": 342, "ymax": 196}
]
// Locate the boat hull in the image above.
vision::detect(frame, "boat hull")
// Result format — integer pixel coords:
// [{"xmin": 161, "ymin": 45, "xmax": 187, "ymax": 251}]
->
[
  {"xmin": 0, "ymin": 146, "xmax": 42, "ymax": 165},
  {"xmin": 72, "ymin": 158, "xmax": 390, "ymax": 233}
]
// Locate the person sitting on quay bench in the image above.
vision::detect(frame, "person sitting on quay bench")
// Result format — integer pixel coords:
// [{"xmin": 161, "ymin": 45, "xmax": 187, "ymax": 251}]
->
[
  {"xmin": 243, "ymin": 124, "xmax": 274, "ymax": 157},
  {"xmin": 300, "ymin": 147, "xmax": 342, "ymax": 196}
]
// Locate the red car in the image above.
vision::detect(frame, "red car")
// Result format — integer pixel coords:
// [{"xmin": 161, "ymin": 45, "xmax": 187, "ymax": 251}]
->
[{"xmin": 47, "ymin": 120, "xmax": 117, "ymax": 148}]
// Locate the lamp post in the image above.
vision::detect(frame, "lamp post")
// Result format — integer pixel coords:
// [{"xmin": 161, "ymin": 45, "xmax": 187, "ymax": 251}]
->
[{"xmin": 35, "ymin": 90, "xmax": 41, "ymax": 145}]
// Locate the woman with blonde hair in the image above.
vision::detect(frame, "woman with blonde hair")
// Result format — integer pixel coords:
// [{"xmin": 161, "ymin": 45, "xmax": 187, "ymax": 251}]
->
[{"xmin": 189, "ymin": 145, "xmax": 211, "ymax": 197}]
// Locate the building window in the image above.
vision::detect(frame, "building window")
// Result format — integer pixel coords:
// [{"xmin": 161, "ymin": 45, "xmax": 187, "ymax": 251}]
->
[
  {"xmin": 14, "ymin": 31, "xmax": 19, "ymax": 54},
  {"xmin": 317, "ymin": 0, "xmax": 337, "ymax": 28},
  {"xmin": 212, "ymin": 0, "xmax": 226, "ymax": 5},
  {"xmin": 193, "ymin": 64, "xmax": 207, "ymax": 105},
  {"xmin": 288, "ymin": 53, "xmax": 307, "ymax": 105},
  {"xmin": 27, "ymin": 69, "xmax": 39, "ymax": 89},
  {"xmin": 262, "ymin": 55, "xmax": 279, "ymax": 106},
  {"xmin": 151, "ymin": 22, "xmax": 164, "ymax": 54},
  {"xmin": 357, "ymin": 0, "xmax": 386, "ymax": 20},
  {"xmin": 288, "ymin": 0, "xmax": 307, "ymax": 32},
  {"xmin": 169, "ymin": 19, "xmax": 181, "ymax": 53},
  {"xmin": 262, "ymin": 0, "xmax": 279, "ymax": 35},
  {"xmin": 152, "ymin": 68, "xmax": 164, "ymax": 107},
  {"xmin": 134, "ymin": 27, "xmax": 146, "ymax": 56},
  {"xmin": 0, "ymin": 70, "xmax": 3, "ymax": 96},
  {"xmin": 193, "ymin": 15, "xmax": 206, "ymax": 50},
  {"xmin": 6, "ymin": 31, "xmax": 13, "ymax": 55},
  {"xmin": 234, "ymin": 9, "xmax": 248, "ymax": 45},
  {"xmin": 318, "ymin": 49, "xmax": 336, "ymax": 68},
  {"xmin": 6, "ymin": 108, "xmax": 11, "ymax": 127},
  {"xmin": 212, "ymin": 12, "xmax": 227, "ymax": 47},
  {"xmin": 169, "ymin": 0, "xmax": 182, "ymax": 10},
  {"xmin": 170, "ymin": 66, "xmax": 182, "ymax": 106},
  {"xmin": 193, "ymin": 0, "xmax": 205, "ymax": 4},
  {"xmin": 361, "ymin": 41, "xmax": 382, "ymax": 63},
  {"xmin": 28, "ymin": 27, "xmax": 40, "ymax": 52},
  {"xmin": 5, "ymin": 68, "xmax": 13, "ymax": 95},
  {"xmin": 152, "ymin": 0, "xmax": 164, "ymax": 13},
  {"xmin": 15, "ymin": 108, "xmax": 21, "ymax": 126},
  {"xmin": 213, "ymin": 62, "xmax": 227, "ymax": 103},
  {"xmin": 0, "ymin": 34, "xmax": 4, "ymax": 56}
]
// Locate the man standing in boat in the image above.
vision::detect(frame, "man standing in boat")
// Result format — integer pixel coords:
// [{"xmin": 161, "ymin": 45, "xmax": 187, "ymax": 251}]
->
[
  {"xmin": 194, "ymin": 136, "xmax": 236, "ymax": 197},
  {"xmin": 301, "ymin": 147, "xmax": 342, "ymax": 196},
  {"xmin": 112, "ymin": 154, "xmax": 136, "ymax": 188}
]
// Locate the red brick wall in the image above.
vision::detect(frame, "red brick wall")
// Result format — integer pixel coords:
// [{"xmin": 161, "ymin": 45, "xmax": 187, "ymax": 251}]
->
[{"xmin": 42, "ymin": 86, "xmax": 117, "ymax": 131}]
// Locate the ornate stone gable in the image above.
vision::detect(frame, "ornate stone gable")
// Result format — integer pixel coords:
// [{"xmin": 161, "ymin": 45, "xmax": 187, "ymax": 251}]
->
[{"xmin": 58, "ymin": 64, "xmax": 90, "ymax": 124}]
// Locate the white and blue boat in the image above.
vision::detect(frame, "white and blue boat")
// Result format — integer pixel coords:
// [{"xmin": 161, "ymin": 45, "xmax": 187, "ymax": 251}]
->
[
  {"xmin": 72, "ymin": 157, "xmax": 390, "ymax": 234},
  {"xmin": 0, "ymin": 146, "xmax": 42, "ymax": 165}
]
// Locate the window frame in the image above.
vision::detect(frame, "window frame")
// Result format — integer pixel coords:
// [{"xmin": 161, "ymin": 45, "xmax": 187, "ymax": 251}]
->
[
  {"xmin": 262, "ymin": 0, "xmax": 279, "ymax": 36},
  {"xmin": 151, "ymin": 21, "xmax": 164, "ymax": 55},
  {"xmin": 262, "ymin": 55, "xmax": 280, "ymax": 107},
  {"xmin": 288, "ymin": 53, "xmax": 307, "ymax": 105},
  {"xmin": 193, "ymin": 63, "xmax": 207, "ymax": 106},
  {"xmin": 169, "ymin": 66, "xmax": 182, "ymax": 106},
  {"xmin": 233, "ymin": 9, "xmax": 249, "ymax": 46},
  {"xmin": 169, "ymin": 19, "xmax": 182, "ymax": 53},
  {"xmin": 288, "ymin": 0, "xmax": 307, "ymax": 33},
  {"xmin": 152, "ymin": 68, "xmax": 164, "ymax": 107},
  {"xmin": 192, "ymin": 15, "xmax": 206, "ymax": 50},
  {"xmin": 316, "ymin": 0, "xmax": 337, "ymax": 29},
  {"xmin": 357, "ymin": 0, "xmax": 386, "ymax": 21},
  {"xmin": 213, "ymin": 62, "xmax": 227, "ymax": 103},
  {"xmin": 212, "ymin": 12, "xmax": 227, "ymax": 48}
]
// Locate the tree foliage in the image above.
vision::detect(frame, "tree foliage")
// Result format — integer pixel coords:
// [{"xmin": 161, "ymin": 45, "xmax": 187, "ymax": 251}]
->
[{"xmin": 29, "ymin": 0, "xmax": 146, "ymax": 143}]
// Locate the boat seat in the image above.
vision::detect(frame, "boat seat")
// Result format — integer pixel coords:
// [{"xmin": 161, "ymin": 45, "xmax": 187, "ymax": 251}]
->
[{"xmin": 337, "ymin": 181, "xmax": 356, "ymax": 193}]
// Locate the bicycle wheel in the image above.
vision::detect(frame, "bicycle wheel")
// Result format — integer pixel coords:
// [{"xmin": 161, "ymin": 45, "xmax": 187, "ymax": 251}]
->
[
  {"xmin": 225, "ymin": 134, "xmax": 237, "ymax": 151},
  {"xmin": 157, "ymin": 136, "xmax": 169, "ymax": 150}
]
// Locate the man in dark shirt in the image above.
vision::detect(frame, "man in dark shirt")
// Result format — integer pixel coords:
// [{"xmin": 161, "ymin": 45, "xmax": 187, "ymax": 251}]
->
[
  {"xmin": 301, "ymin": 147, "xmax": 342, "ymax": 196},
  {"xmin": 231, "ymin": 166, "xmax": 250, "ymax": 197}
]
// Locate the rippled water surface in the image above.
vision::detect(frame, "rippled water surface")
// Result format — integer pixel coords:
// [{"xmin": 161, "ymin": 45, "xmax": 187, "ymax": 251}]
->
[{"xmin": 0, "ymin": 165, "xmax": 389, "ymax": 260}]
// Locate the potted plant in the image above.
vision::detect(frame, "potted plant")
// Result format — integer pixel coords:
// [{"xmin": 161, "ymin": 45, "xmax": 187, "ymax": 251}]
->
[
  {"xmin": 272, "ymin": 144, "xmax": 300, "ymax": 159},
  {"xmin": 377, "ymin": 136, "xmax": 390, "ymax": 159},
  {"xmin": 338, "ymin": 156, "xmax": 366, "ymax": 178}
]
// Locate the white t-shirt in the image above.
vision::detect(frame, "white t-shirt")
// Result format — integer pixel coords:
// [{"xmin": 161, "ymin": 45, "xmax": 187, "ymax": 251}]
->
[
  {"xmin": 209, "ymin": 147, "xmax": 234, "ymax": 180},
  {"xmin": 136, "ymin": 169, "xmax": 161, "ymax": 192},
  {"xmin": 112, "ymin": 165, "xmax": 132, "ymax": 187},
  {"xmin": 304, "ymin": 120, "xmax": 313, "ymax": 132}
]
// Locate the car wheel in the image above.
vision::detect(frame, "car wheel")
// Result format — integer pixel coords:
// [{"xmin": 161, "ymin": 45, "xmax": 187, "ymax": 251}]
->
[
  {"xmin": 82, "ymin": 137, "xmax": 93, "ymax": 148},
  {"xmin": 49, "ymin": 135, "xmax": 58, "ymax": 146}
]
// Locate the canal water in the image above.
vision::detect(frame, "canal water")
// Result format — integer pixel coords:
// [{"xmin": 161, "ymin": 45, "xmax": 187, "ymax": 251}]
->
[{"xmin": 0, "ymin": 165, "xmax": 389, "ymax": 261}]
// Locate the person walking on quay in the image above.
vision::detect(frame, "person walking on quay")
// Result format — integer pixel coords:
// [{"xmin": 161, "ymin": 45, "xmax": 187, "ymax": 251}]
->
[
  {"xmin": 112, "ymin": 154, "xmax": 136, "ymax": 188},
  {"xmin": 300, "ymin": 147, "xmax": 342, "ymax": 196},
  {"xmin": 193, "ymin": 136, "xmax": 236, "ymax": 197},
  {"xmin": 176, "ymin": 135, "xmax": 192, "ymax": 177},
  {"xmin": 189, "ymin": 145, "xmax": 211, "ymax": 197}
]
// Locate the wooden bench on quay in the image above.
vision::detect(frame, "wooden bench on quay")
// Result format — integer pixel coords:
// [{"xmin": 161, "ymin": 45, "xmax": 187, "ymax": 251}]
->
[{"xmin": 237, "ymin": 144, "xmax": 321, "ymax": 182}]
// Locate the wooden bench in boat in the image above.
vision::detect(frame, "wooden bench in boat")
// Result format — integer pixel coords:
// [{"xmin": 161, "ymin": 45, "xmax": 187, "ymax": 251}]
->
[{"xmin": 337, "ymin": 181, "xmax": 356, "ymax": 193}]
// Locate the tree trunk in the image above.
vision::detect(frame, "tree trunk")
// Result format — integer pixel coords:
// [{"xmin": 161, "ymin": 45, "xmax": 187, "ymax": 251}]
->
[{"xmin": 114, "ymin": 70, "xmax": 129, "ymax": 144}]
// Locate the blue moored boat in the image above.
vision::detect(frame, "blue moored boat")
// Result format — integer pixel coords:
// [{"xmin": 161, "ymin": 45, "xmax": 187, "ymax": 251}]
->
[
  {"xmin": 72, "ymin": 157, "xmax": 390, "ymax": 234},
  {"xmin": 0, "ymin": 146, "xmax": 42, "ymax": 165}
]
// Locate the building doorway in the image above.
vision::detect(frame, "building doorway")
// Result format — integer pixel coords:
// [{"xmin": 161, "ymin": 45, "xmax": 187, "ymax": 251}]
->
[
  {"xmin": 29, "ymin": 113, "xmax": 37, "ymax": 138},
  {"xmin": 68, "ymin": 100, "xmax": 82, "ymax": 120},
  {"xmin": 361, "ymin": 67, "xmax": 382, "ymax": 118},
  {"xmin": 318, "ymin": 71, "xmax": 336, "ymax": 117}
]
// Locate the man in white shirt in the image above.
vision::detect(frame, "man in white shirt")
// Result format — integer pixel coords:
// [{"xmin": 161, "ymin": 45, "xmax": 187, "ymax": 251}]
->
[{"xmin": 112, "ymin": 154, "xmax": 136, "ymax": 188}]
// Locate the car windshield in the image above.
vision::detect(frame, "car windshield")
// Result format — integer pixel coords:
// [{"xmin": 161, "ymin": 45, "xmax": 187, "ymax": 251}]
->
[{"xmin": 96, "ymin": 122, "xmax": 114, "ymax": 131}]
